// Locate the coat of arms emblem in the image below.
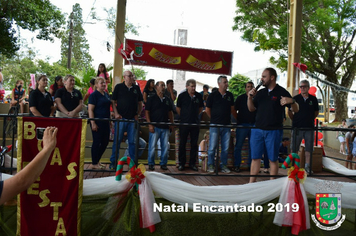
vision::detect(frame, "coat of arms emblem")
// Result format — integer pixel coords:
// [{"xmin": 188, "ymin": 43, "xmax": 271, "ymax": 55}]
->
[
  {"xmin": 134, "ymin": 43, "xmax": 144, "ymax": 57},
  {"xmin": 311, "ymin": 193, "xmax": 345, "ymax": 231}
]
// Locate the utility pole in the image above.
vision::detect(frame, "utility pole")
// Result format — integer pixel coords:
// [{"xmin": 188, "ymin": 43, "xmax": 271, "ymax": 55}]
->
[
  {"xmin": 286, "ymin": 0, "xmax": 302, "ymax": 96},
  {"xmin": 113, "ymin": 0, "xmax": 126, "ymax": 88},
  {"xmin": 67, "ymin": 11, "xmax": 74, "ymax": 69}
]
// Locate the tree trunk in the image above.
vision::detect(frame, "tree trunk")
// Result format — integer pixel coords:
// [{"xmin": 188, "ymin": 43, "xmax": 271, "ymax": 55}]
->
[{"xmin": 332, "ymin": 88, "xmax": 348, "ymax": 122}]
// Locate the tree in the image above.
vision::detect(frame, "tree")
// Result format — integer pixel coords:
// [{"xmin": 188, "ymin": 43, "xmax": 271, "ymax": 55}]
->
[
  {"xmin": 233, "ymin": 0, "xmax": 356, "ymax": 121},
  {"xmin": 73, "ymin": 66, "xmax": 97, "ymax": 101},
  {"xmin": 60, "ymin": 3, "xmax": 93, "ymax": 71},
  {"xmin": 0, "ymin": 39, "xmax": 69, "ymax": 91},
  {"xmin": 131, "ymin": 67, "xmax": 147, "ymax": 80},
  {"xmin": 91, "ymin": 7, "xmax": 140, "ymax": 37},
  {"xmin": 228, "ymin": 73, "xmax": 250, "ymax": 99},
  {"xmin": 1, "ymin": 57, "xmax": 69, "ymax": 91},
  {"xmin": 0, "ymin": 0, "xmax": 64, "ymax": 57},
  {"xmin": 36, "ymin": 60, "xmax": 70, "ymax": 83}
]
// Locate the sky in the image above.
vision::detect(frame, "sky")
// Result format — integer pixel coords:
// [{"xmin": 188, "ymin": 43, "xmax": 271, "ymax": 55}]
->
[{"xmin": 22, "ymin": 0, "xmax": 277, "ymax": 86}]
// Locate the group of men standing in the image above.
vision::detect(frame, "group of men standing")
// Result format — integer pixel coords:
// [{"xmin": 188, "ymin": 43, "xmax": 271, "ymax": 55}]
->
[
  {"xmin": 109, "ymin": 72, "xmax": 179, "ymax": 171},
  {"xmin": 109, "ymin": 68, "xmax": 319, "ymax": 183}
]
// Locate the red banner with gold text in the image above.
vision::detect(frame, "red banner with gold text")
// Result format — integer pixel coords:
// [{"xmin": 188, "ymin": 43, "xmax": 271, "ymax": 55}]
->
[
  {"xmin": 17, "ymin": 117, "xmax": 87, "ymax": 236},
  {"xmin": 122, "ymin": 39, "xmax": 233, "ymax": 75}
]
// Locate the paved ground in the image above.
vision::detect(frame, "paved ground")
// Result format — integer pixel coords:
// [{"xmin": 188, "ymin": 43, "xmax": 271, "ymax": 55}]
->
[{"xmin": 323, "ymin": 145, "xmax": 354, "ymax": 167}]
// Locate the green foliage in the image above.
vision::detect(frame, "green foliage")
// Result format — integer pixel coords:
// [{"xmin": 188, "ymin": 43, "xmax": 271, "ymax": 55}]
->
[
  {"xmin": 0, "ymin": 57, "xmax": 69, "ymax": 91},
  {"xmin": 77, "ymin": 67, "xmax": 94, "ymax": 103},
  {"xmin": 0, "ymin": 40, "xmax": 70, "ymax": 91},
  {"xmin": 2, "ymin": 57, "xmax": 36, "ymax": 90},
  {"xmin": 82, "ymin": 67, "xmax": 97, "ymax": 85},
  {"xmin": 37, "ymin": 60, "xmax": 70, "ymax": 81},
  {"xmin": 0, "ymin": 0, "xmax": 65, "ymax": 57},
  {"xmin": 228, "ymin": 73, "xmax": 250, "ymax": 99},
  {"xmin": 131, "ymin": 67, "xmax": 147, "ymax": 80},
  {"xmin": 233, "ymin": 0, "xmax": 356, "ymax": 120},
  {"xmin": 100, "ymin": 7, "xmax": 140, "ymax": 37},
  {"xmin": 60, "ymin": 3, "xmax": 93, "ymax": 71}
]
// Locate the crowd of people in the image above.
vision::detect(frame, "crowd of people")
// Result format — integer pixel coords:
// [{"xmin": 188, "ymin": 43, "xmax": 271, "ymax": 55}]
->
[
  {"xmin": 3, "ymin": 66, "xmax": 326, "ymax": 182},
  {"xmin": 100, "ymin": 67, "xmax": 319, "ymax": 183}
]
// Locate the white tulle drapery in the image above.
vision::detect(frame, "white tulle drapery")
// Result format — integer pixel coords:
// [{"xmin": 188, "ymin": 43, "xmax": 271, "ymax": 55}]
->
[
  {"xmin": 273, "ymin": 177, "xmax": 310, "ymax": 233},
  {"xmin": 139, "ymin": 178, "xmax": 161, "ymax": 228},
  {"xmin": 146, "ymin": 172, "xmax": 283, "ymax": 208},
  {"xmin": 322, "ymin": 156, "xmax": 356, "ymax": 175},
  {"xmin": 2, "ymin": 157, "xmax": 355, "ymax": 211}
]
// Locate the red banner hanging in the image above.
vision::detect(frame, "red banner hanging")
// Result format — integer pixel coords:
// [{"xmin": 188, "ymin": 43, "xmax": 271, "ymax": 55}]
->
[
  {"xmin": 17, "ymin": 117, "xmax": 87, "ymax": 236},
  {"xmin": 121, "ymin": 39, "xmax": 233, "ymax": 75}
]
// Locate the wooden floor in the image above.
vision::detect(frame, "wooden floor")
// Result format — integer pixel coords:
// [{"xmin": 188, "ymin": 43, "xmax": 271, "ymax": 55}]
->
[{"xmin": 83, "ymin": 156, "xmax": 356, "ymax": 186}]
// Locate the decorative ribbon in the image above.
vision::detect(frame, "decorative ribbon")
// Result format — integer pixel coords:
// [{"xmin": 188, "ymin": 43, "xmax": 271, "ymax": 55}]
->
[
  {"xmin": 273, "ymin": 153, "xmax": 310, "ymax": 235},
  {"xmin": 115, "ymin": 156, "xmax": 136, "ymax": 181},
  {"xmin": 282, "ymin": 153, "xmax": 300, "ymax": 169},
  {"xmin": 288, "ymin": 166, "xmax": 307, "ymax": 184},
  {"xmin": 282, "ymin": 153, "xmax": 306, "ymax": 183},
  {"xmin": 293, "ymin": 62, "xmax": 307, "ymax": 72},
  {"xmin": 114, "ymin": 156, "xmax": 160, "ymax": 232},
  {"xmin": 126, "ymin": 164, "xmax": 146, "ymax": 185},
  {"xmin": 116, "ymin": 156, "xmax": 147, "ymax": 189}
]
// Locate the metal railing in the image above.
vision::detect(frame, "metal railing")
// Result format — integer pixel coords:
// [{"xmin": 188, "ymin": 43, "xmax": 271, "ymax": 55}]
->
[{"xmin": 1, "ymin": 115, "xmax": 356, "ymax": 179}]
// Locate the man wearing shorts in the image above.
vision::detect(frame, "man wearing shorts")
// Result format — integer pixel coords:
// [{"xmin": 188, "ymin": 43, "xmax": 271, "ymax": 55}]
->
[
  {"xmin": 247, "ymin": 68, "xmax": 299, "ymax": 183},
  {"xmin": 288, "ymin": 80, "xmax": 319, "ymax": 174}
]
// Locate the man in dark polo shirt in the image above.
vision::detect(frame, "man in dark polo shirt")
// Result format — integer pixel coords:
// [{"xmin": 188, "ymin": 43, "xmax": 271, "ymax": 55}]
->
[
  {"xmin": 206, "ymin": 75, "xmax": 237, "ymax": 173},
  {"xmin": 233, "ymin": 81, "xmax": 256, "ymax": 172},
  {"xmin": 146, "ymin": 81, "xmax": 174, "ymax": 171},
  {"xmin": 288, "ymin": 79, "xmax": 319, "ymax": 174},
  {"xmin": 110, "ymin": 70, "xmax": 143, "ymax": 169},
  {"xmin": 248, "ymin": 68, "xmax": 299, "ymax": 183},
  {"xmin": 176, "ymin": 79, "xmax": 204, "ymax": 171}
]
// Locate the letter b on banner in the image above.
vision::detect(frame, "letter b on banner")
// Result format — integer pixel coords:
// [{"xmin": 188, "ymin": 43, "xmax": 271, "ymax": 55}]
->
[{"xmin": 24, "ymin": 122, "xmax": 36, "ymax": 140}]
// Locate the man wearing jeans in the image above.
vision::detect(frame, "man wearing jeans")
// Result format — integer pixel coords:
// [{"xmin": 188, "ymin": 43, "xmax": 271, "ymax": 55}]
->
[
  {"xmin": 233, "ymin": 81, "xmax": 256, "ymax": 172},
  {"xmin": 248, "ymin": 68, "xmax": 299, "ymax": 183},
  {"xmin": 288, "ymin": 80, "xmax": 319, "ymax": 174},
  {"xmin": 206, "ymin": 75, "xmax": 237, "ymax": 173},
  {"xmin": 110, "ymin": 70, "xmax": 143, "ymax": 170},
  {"xmin": 146, "ymin": 81, "xmax": 174, "ymax": 171}
]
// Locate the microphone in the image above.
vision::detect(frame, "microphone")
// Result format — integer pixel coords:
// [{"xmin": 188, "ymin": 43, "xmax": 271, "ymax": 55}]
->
[{"xmin": 250, "ymin": 81, "xmax": 263, "ymax": 96}]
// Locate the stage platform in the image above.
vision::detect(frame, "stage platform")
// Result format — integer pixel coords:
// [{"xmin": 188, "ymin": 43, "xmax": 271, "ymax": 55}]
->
[{"xmin": 83, "ymin": 146, "xmax": 356, "ymax": 185}]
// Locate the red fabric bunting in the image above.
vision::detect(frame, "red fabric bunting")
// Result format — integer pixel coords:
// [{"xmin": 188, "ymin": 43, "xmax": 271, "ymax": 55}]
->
[{"xmin": 291, "ymin": 183, "xmax": 307, "ymax": 235}]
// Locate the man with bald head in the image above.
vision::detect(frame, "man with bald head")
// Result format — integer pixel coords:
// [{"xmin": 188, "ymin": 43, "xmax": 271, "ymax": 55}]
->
[
  {"xmin": 146, "ymin": 81, "xmax": 174, "ymax": 171},
  {"xmin": 110, "ymin": 70, "xmax": 143, "ymax": 169},
  {"xmin": 248, "ymin": 68, "xmax": 299, "ymax": 183}
]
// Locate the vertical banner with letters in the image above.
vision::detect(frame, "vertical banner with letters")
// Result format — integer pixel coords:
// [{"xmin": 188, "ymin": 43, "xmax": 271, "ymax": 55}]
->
[{"xmin": 17, "ymin": 117, "xmax": 87, "ymax": 236}]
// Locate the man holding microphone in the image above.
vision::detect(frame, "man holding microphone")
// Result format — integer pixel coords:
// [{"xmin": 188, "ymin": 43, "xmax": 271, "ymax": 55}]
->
[{"xmin": 247, "ymin": 68, "xmax": 299, "ymax": 183}]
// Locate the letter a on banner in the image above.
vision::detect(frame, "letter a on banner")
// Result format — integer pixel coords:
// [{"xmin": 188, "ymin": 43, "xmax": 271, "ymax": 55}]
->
[{"xmin": 17, "ymin": 117, "xmax": 86, "ymax": 236}]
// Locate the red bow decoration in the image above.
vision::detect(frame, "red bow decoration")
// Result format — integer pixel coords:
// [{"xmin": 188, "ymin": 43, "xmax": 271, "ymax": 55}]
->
[
  {"xmin": 118, "ymin": 43, "xmax": 134, "ymax": 61},
  {"xmin": 293, "ymin": 63, "xmax": 307, "ymax": 72},
  {"xmin": 288, "ymin": 167, "xmax": 306, "ymax": 184},
  {"xmin": 128, "ymin": 168, "xmax": 145, "ymax": 185},
  {"xmin": 125, "ymin": 164, "xmax": 146, "ymax": 187}
]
